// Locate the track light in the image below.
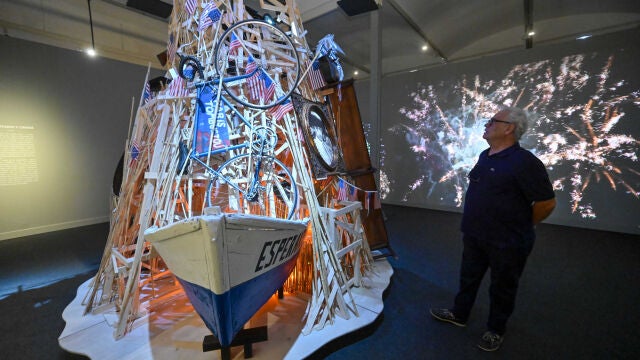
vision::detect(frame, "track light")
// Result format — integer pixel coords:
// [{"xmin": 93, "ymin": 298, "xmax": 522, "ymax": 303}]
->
[{"xmin": 86, "ymin": 0, "xmax": 97, "ymax": 57}]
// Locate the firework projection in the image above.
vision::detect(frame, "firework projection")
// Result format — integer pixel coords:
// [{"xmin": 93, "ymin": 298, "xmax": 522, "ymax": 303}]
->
[{"xmin": 379, "ymin": 44, "xmax": 640, "ymax": 234}]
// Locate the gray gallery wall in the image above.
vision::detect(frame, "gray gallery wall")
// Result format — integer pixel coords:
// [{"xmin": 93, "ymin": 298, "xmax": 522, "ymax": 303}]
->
[
  {"xmin": 1, "ymin": 27, "xmax": 638, "ymax": 240},
  {"xmin": 0, "ymin": 36, "xmax": 161, "ymax": 240}
]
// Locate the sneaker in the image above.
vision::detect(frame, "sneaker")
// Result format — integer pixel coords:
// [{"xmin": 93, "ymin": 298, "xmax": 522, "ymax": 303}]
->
[
  {"xmin": 478, "ymin": 331, "xmax": 503, "ymax": 351},
  {"xmin": 429, "ymin": 308, "xmax": 466, "ymax": 327}
]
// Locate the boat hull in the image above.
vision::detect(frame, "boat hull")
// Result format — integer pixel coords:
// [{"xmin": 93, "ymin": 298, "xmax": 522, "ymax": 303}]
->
[{"xmin": 145, "ymin": 213, "xmax": 308, "ymax": 347}]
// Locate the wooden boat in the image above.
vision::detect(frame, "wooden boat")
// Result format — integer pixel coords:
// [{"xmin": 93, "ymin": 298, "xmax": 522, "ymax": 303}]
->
[{"xmin": 144, "ymin": 210, "xmax": 308, "ymax": 347}]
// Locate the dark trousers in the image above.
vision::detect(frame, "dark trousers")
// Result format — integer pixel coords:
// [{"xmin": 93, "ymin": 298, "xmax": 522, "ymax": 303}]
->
[{"xmin": 452, "ymin": 234, "xmax": 532, "ymax": 335}]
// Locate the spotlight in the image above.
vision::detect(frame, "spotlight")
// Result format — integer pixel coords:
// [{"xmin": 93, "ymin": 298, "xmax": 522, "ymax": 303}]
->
[
  {"xmin": 576, "ymin": 34, "xmax": 592, "ymax": 40},
  {"xmin": 421, "ymin": 45, "xmax": 428, "ymax": 52},
  {"xmin": 527, "ymin": 30, "xmax": 535, "ymax": 37},
  {"xmin": 86, "ymin": 0, "xmax": 97, "ymax": 58}
]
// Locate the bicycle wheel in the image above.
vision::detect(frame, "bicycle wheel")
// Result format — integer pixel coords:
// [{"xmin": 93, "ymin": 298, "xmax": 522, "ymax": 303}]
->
[
  {"xmin": 214, "ymin": 20, "xmax": 300, "ymax": 109},
  {"xmin": 206, "ymin": 154, "xmax": 298, "ymax": 219}
]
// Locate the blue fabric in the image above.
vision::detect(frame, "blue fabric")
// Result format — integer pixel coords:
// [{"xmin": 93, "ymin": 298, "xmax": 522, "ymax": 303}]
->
[
  {"xmin": 461, "ymin": 143, "xmax": 554, "ymax": 248},
  {"xmin": 195, "ymin": 86, "xmax": 229, "ymax": 155}
]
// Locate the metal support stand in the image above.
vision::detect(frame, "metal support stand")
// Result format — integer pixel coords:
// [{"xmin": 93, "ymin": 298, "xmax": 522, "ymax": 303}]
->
[{"xmin": 202, "ymin": 326, "xmax": 268, "ymax": 360}]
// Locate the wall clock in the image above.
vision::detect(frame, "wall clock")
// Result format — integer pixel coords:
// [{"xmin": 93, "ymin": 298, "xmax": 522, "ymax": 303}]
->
[{"xmin": 291, "ymin": 93, "xmax": 344, "ymax": 179}]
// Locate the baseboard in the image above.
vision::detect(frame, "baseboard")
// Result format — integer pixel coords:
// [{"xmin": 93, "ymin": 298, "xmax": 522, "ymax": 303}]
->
[{"xmin": 0, "ymin": 216, "xmax": 110, "ymax": 241}]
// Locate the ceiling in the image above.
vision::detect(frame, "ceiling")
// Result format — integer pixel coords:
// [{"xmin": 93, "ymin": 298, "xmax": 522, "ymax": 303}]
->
[{"xmin": 2, "ymin": 0, "xmax": 640, "ymax": 79}]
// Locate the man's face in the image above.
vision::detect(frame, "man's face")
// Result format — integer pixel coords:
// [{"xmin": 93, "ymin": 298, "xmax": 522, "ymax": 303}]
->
[{"xmin": 483, "ymin": 110, "xmax": 513, "ymax": 142}]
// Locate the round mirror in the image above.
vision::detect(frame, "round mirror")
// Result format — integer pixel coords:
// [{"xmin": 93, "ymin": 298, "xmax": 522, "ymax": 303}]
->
[{"xmin": 306, "ymin": 105, "xmax": 337, "ymax": 170}]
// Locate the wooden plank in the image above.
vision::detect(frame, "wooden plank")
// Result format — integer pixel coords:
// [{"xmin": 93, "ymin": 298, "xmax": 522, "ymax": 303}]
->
[
  {"xmin": 327, "ymin": 81, "xmax": 390, "ymax": 250},
  {"xmin": 115, "ymin": 104, "xmax": 172, "ymax": 338},
  {"xmin": 335, "ymin": 239, "xmax": 361, "ymax": 259}
]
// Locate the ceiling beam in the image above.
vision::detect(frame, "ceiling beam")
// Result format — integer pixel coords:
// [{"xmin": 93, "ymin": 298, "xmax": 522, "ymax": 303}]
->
[{"xmin": 386, "ymin": 0, "xmax": 447, "ymax": 62}]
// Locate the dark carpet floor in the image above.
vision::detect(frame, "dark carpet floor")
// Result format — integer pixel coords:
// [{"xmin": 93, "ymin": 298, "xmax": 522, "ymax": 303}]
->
[{"xmin": 1, "ymin": 205, "xmax": 638, "ymax": 359}]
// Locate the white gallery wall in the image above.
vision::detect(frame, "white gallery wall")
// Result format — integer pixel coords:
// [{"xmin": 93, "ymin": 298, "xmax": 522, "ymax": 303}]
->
[{"xmin": 0, "ymin": 36, "xmax": 160, "ymax": 240}]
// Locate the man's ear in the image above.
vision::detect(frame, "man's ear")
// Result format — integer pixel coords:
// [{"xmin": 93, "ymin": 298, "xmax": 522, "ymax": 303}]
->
[{"xmin": 504, "ymin": 123, "xmax": 516, "ymax": 136}]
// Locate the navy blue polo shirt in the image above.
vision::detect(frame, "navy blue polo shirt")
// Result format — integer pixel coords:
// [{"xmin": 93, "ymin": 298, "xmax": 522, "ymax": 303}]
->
[{"xmin": 461, "ymin": 143, "xmax": 555, "ymax": 248}]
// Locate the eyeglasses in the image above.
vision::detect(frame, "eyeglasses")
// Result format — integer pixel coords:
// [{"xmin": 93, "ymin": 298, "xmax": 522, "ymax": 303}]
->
[{"xmin": 486, "ymin": 117, "xmax": 511, "ymax": 126}]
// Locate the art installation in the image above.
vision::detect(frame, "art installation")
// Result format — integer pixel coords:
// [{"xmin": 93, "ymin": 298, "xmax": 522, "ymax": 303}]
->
[{"xmin": 62, "ymin": 1, "xmax": 389, "ymax": 359}]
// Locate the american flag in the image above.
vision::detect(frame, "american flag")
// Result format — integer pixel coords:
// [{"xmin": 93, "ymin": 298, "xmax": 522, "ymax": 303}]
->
[
  {"xmin": 129, "ymin": 141, "xmax": 140, "ymax": 166},
  {"xmin": 167, "ymin": 33, "xmax": 177, "ymax": 65},
  {"xmin": 245, "ymin": 56, "xmax": 276, "ymax": 103},
  {"xmin": 245, "ymin": 55, "xmax": 262, "ymax": 102},
  {"xmin": 269, "ymin": 99, "xmax": 293, "ymax": 121},
  {"xmin": 198, "ymin": 2, "xmax": 221, "ymax": 31},
  {"xmin": 337, "ymin": 179, "xmax": 347, "ymax": 200},
  {"xmin": 307, "ymin": 59, "xmax": 326, "ymax": 90},
  {"xmin": 142, "ymin": 81, "xmax": 151, "ymax": 104},
  {"xmin": 229, "ymin": 33, "xmax": 242, "ymax": 54},
  {"xmin": 348, "ymin": 186, "xmax": 357, "ymax": 201},
  {"xmin": 246, "ymin": 54, "xmax": 258, "ymax": 74},
  {"xmin": 185, "ymin": 0, "xmax": 197, "ymax": 16},
  {"xmin": 168, "ymin": 75, "xmax": 190, "ymax": 97},
  {"xmin": 261, "ymin": 70, "xmax": 276, "ymax": 102}
]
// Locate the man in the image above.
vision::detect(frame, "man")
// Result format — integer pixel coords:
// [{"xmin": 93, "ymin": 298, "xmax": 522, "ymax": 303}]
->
[{"xmin": 430, "ymin": 107, "xmax": 556, "ymax": 351}]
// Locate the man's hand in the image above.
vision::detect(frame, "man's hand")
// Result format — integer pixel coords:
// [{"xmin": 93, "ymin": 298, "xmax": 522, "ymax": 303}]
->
[{"xmin": 532, "ymin": 198, "xmax": 556, "ymax": 225}]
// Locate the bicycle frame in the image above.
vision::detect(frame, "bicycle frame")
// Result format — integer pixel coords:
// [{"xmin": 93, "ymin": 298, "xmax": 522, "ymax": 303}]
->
[
  {"xmin": 187, "ymin": 80, "xmax": 269, "ymax": 195},
  {"xmin": 179, "ymin": 75, "xmax": 297, "ymax": 220},
  {"xmin": 174, "ymin": 20, "xmax": 300, "ymax": 219}
]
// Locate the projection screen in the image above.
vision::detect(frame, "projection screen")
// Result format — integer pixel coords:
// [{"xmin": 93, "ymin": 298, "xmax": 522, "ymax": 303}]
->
[{"xmin": 378, "ymin": 28, "xmax": 640, "ymax": 234}]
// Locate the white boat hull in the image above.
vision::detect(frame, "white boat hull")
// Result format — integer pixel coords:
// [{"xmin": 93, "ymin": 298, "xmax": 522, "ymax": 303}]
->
[{"xmin": 144, "ymin": 213, "xmax": 308, "ymax": 347}]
